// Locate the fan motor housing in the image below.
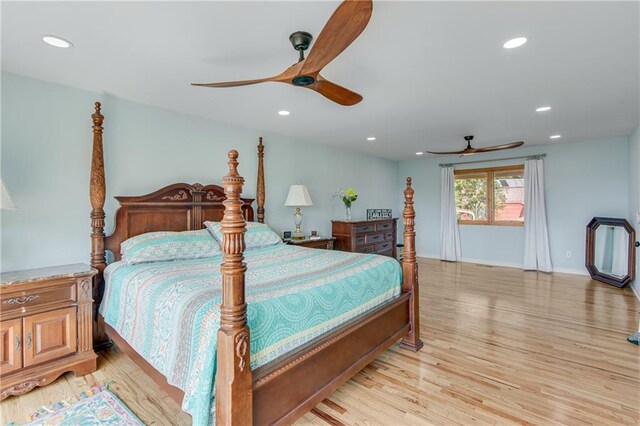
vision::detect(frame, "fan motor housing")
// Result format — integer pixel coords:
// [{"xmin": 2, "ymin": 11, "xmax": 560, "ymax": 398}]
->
[
  {"xmin": 292, "ymin": 76, "xmax": 315, "ymax": 86},
  {"xmin": 289, "ymin": 31, "xmax": 313, "ymax": 51}
]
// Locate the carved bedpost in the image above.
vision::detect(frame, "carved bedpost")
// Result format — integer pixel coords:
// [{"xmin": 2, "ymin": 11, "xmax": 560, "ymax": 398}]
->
[
  {"xmin": 399, "ymin": 177, "xmax": 424, "ymax": 352},
  {"xmin": 216, "ymin": 150, "xmax": 252, "ymax": 425},
  {"xmin": 89, "ymin": 102, "xmax": 108, "ymax": 348},
  {"xmin": 256, "ymin": 137, "xmax": 265, "ymax": 223}
]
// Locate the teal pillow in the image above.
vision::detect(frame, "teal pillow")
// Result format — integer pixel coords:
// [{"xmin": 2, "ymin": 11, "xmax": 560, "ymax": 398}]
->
[
  {"xmin": 121, "ymin": 229, "xmax": 221, "ymax": 265},
  {"xmin": 204, "ymin": 221, "xmax": 282, "ymax": 250}
]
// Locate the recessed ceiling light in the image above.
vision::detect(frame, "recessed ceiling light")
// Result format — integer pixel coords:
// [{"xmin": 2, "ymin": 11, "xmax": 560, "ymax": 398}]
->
[
  {"xmin": 367, "ymin": 137, "xmax": 376, "ymax": 141},
  {"xmin": 42, "ymin": 35, "xmax": 73, "ymax": 48},
  {"xmin": 416, "ymin": 152, "xmax": 424, "ymax": 156},
  {"xmin": 503, "ymin": 37, "xmax": 528, "ymax": 49},
  {"xmin": 536, "ymin": 106, "xmax": 552, "ymax": 112},
  {"xmin": 550, "ymin": 134, "xmax": 562, "ymax": 139},
  {"xmin": 278, "ymin": 110, "xmax": 290, "ymax": 116}
]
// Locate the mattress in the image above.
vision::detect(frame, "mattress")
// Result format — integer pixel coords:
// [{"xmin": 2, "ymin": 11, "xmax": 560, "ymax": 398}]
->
[{"xmin": 99, "ymin": 243, "xmax": 402, "ymax": 425}]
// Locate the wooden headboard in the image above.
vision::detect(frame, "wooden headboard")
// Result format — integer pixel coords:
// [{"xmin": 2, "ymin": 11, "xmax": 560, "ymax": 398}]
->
[{"xmin": 104, "ymin": 183, "xmax": 255, "ymax": 262}]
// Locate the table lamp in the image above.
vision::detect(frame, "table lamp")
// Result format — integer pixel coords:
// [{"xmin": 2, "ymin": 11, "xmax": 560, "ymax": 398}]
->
[{"xmin": 284, "ymin": 185, "xmax": 313, "ymax": 240}]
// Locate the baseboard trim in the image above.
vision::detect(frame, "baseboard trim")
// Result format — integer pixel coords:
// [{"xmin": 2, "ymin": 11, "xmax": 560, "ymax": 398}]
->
[
  {"xmin": 552, "ymin": 267, "xmax": 589, "ymax": 276},
  {"xmin": 631, "ymin": 282, "xmax": 640, "ymax": 302},
  {"xmin": 417, "ymin": 253, "xmax": 589, "ymax": 276}
]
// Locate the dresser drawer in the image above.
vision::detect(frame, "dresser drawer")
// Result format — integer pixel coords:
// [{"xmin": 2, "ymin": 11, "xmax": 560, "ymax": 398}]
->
[
  {"xmin": 376, "ymin": 221, "xmax": 393, "ymax": 231},
  {"xmin": 355, "ymin": 224, "xmax": 375, "ymax": 234},
  {"xmin": 358, "ymin": 245, "xmax": 376, "ymax": 254},
  {"xmin": 384, "ymin": 232, "xmax": 393, "ymax": 241},
  {"xmin": 376, "ymin": 241, "xmax": 393, "ymax": 252},
  {"xmin": 1, "ymin": 281, "xmax": 77, "ymax": 314},
  {"xmin": 365, "ymin": 233, "xmax": 385, "ymax": 244},
  {"xmin": 355, "ymin": 236, "xmax": 366, "ymax": 246}
]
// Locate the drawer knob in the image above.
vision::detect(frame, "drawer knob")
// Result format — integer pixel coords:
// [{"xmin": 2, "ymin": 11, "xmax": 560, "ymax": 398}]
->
[
  {"xmin": 3, "ymin": 295, "xmax": 40, "ymax": 305},
  {"xmin": 15, "ymin": 336, "xmax": 20, "ymax": 351},
  {"xmin": 26, "ymin": 332, "xmax": 32, "ymax": 350}
]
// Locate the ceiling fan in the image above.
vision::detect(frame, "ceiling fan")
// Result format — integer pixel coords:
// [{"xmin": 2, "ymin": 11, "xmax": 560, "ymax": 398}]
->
[
  {"xmin": 427, "ymin": 136, "xmax": 525, "ymax": 156},
  {"xmin": 191, "ymin": 0, "xmax": 372, "ymax": 106}
]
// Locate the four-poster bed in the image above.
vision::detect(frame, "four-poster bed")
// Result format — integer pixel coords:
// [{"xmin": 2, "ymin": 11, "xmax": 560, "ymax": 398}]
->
[{"xmin": 88, "ymin": 102, "xmax": 423, "ymax": 424}]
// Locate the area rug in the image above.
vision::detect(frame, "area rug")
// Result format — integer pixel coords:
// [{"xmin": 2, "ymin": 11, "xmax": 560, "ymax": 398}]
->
[{"xmin": 15, "ymin": 384, "xmax": 144, "ymax": 426}]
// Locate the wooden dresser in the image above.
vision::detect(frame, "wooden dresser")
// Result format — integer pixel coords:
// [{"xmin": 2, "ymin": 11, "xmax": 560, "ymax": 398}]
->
[
  {"xmin": 332, "ymin": 219, "xmax": 397, "ymax": 258},
  {"xmin": 0, "ymin": 264, "xmax": 98, "ymax": 400}
]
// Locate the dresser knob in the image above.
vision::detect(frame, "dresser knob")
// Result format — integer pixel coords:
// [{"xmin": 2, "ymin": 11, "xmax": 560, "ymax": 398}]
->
[{"xmin": 15, "ymin": 336, "xmax": 20, "ymax": 351}]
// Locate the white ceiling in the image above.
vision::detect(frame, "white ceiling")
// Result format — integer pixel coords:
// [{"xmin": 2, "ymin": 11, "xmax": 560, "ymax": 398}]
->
[{"xmin": 2, "ymin": 1, "xmax": 638, "ymax": 160}]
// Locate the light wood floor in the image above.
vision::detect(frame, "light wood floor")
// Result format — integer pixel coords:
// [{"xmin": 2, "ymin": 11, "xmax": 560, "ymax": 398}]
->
[{"xmin": 2, "ymin": 258, "xmax": 639, "ymax": 425}]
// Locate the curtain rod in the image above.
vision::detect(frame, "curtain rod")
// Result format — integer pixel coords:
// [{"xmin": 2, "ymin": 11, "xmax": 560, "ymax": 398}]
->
[{"xmin": 439, "ymin": 153, "xmax": 546, "ymax": 168}]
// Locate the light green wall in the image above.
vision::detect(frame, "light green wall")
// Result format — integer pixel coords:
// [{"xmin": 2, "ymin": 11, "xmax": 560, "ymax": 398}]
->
[
  {"xmin": 398, "ymin": 137, "xmax": 630, "ymax": 274},
  {"xmin": 0, "ymin": 72, "xmax": 399, "ymax": 271}
]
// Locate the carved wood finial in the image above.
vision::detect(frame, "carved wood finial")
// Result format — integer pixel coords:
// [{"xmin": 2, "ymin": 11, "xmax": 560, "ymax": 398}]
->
[
  {"xmin": 257, "ymin": 137, "xmax": 266, "ymax": 223},
  {"xmin": 226, "ymin": 150, "xmax": 240, "ymax": 177},
  {"xmin": 400, "ymin": 176, "xmax": 423, "ymax": 352},
  {"xmin": 217, "ymin": 151, "xmax": 252, "ymax": 424}
]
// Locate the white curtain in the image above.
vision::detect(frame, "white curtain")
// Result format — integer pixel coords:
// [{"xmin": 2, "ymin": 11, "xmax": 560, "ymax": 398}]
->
[
  {"xmin": 523, "ymin": 158, "xmax": 552, "ymax": 272},
  {"xmin": 440, "ymin": 166, "xmax": 461, "ymax": 261}
]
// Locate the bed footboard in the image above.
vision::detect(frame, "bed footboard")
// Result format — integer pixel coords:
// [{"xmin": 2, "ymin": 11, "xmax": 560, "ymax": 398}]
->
[{"xmin": 215, "ymin": 157, "xmax": 422, "ymax": 424}]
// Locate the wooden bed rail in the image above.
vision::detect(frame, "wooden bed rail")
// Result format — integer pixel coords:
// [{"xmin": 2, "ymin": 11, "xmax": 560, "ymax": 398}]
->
[{"xmin": 217, "ymin": 150, "xmax": 252, "ymax": 424}]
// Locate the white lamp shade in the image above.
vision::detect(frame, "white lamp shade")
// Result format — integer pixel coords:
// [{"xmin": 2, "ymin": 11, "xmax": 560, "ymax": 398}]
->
[
  {"xmin": 284, "ymin": 185, "xmax": 313, "ymax": 207},
  {"xmin": 0, "ymin": 180, "xmax": 16, "ymax": 210}
]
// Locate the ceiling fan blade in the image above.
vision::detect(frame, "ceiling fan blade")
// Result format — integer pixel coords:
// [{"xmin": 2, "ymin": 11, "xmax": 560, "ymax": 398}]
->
[
  {"xmin": 426, "ymin": 150, "xmax": 466, "ymax": 155},
  {"xmin": 300, "ymin": 0, "xmax": 373, "ymax": 75},
  {"xmin": 191, "ymin": 76, "xmax": 277, "ymax": 88},
  {"xmin": 472, "ymin": 141, "xmax": 525, "ymax": 153},
  {"xmin": 310, "ymin": 76, "xmax": 363, "ymax": 106}
]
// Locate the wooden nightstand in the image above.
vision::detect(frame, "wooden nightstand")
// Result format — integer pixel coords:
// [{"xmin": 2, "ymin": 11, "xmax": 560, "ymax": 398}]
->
[
  {"xmin": 0, "ymin": 264, "xmax": 98, "ymax": 400},
  {"xmin": 286, "ymin": 237, "xmax": 336, "ymax": 250}
]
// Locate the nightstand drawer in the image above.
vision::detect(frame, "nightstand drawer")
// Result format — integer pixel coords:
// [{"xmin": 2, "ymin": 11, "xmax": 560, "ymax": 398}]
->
[
  {"xmin": 1, "ymin": 281, "xmax": 77, "ymax": 314},
  {"xmin": 355, "ymin": 224, "xmax": 375, "ymax": 234}
]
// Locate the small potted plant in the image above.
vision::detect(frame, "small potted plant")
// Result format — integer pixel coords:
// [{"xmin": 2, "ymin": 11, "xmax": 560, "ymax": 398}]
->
[{"xmin": 339, "ymin": 187, "xmax": 358, "ymax": 221}]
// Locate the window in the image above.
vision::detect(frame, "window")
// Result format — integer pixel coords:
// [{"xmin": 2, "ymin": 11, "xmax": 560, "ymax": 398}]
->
[{"xmin": 454, "ymin": 165, "xmax": 525, "ymax": 226}]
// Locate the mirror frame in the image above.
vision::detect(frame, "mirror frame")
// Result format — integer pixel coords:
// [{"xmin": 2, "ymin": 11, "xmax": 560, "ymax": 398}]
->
[{"xmin": 585, "ymin": 217, "xmax": 636, "ymax": 287}]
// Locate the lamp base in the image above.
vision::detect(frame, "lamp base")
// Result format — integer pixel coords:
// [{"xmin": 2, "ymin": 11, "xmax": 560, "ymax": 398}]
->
[{"xmin": 292, "ymin": 208, "xmax": 305, "ymax": 240}]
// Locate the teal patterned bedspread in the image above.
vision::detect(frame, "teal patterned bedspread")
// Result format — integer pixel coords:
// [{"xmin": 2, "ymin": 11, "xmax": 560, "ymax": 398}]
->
[{"xmin": 100, "ymin": 243, "xmax": 402, "ymax": 425}]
